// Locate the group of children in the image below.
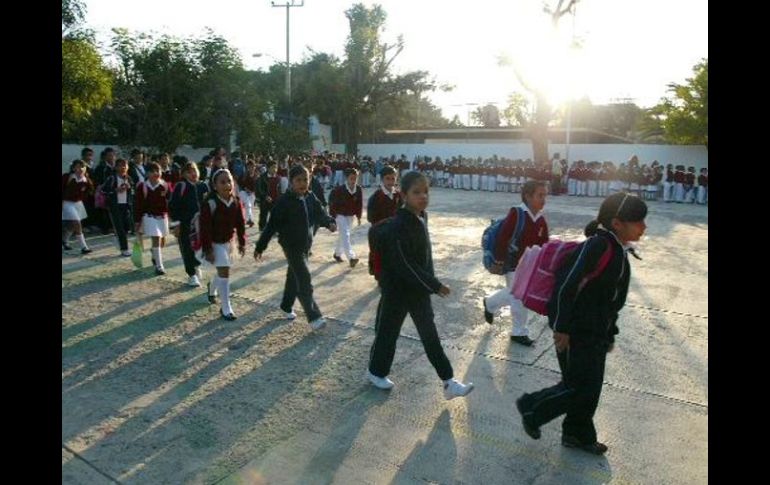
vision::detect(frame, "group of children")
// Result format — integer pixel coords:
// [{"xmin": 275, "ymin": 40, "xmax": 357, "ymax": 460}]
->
[{"xmin": 64, "ymin": 146, "xmax": 651, "ymax": 455}]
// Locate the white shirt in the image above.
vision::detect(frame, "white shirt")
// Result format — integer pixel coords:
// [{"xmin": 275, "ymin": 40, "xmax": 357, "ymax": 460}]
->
[
  {"xmin": 519, "ymin": 203, "xmax": 544, "ymax": 223},
  {"xmin": 116, "ymin": 176, "xmax": 129, "ymax": 204}
]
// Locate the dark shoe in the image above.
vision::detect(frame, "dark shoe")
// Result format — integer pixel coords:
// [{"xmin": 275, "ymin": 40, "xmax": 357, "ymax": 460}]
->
[
  {"xmin": 516, "ymin": 396, "xmax": 541, "ymax": 440},
  {"xmin": 482, "ymin": 297, "xmax": 494, "ymax": 324},
  {"xmin": 62, "ymin": 241, "xmax": 73, "ymax": 251},
  {"xmin": 152, "ymin": 258, "xmax": 157, "ymax": 267},
  {"xmin": 333, "ymin": 254, "xmax": 343, "ymax": 263},
  {"xmin": 220, "ymin": 308, "xmax": 237, "ymax": 321},
  {"xmin": 81, "ymin": 248, "xmax": 93, "ymax": 255},
  {"xmin": 247, "ymin": 220, "xmax": 255, "ymax": 228},
  {"xmin": 206, "ymin": 282, "xmax": 217, "ymax": 304},
  {"xmin": 155, "ymin": 267, "xmax": 166, "ymax": 276},
  {"xmin": 562, "ymin": 435, "xmax": 608, "ymax": 455},
  {"xmin": 511, "ymin": 335, "xmax": 535, "ymax": 346},
  {"xmin": 308, "ymin": 250, "xmax": 313, "ymax": 256},
  {"xmin": 350, "ymin": 258, "xmax": 359, "ymax": 268}
]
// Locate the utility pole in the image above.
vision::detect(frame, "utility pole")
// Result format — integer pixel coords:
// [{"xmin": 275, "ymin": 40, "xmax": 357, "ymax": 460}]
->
[{"xmin": 271, "ymin": 1, "xmax": 304, "ymax": 104}]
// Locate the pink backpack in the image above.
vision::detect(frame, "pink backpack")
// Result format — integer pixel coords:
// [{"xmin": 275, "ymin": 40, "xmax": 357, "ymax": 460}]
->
[{"xmin": 512, "ymin": 238, "xmax": 614, "ymax": 315}]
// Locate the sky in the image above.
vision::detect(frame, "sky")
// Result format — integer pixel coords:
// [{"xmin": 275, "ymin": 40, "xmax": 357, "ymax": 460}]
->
[{"xmin": 83, "ymin": 0, "xmax": 708, "ymax": 122}]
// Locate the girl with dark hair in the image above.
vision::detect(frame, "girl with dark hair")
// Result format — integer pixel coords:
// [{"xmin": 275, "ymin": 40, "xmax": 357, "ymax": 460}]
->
[
  {"xmin": 367, "ymin": 171, "xmax": 474, "ymax": 400},
  {"xmin": 101, "ymin": 158, "xmax": 134, "ymax": 257},
  {"xmin": 200, "ymin": 169, "xmax": 246, "ymax": 320},
  {"xmin": 329, "ymin": 167, "xmax": 363, "ymax": 267},
  {"xmin": 516, "ymin": 192, "xmax": 647, "ymax": 455},
  {"xmin": 169, "ymin": 161, "xmax": 209, "ymax": 287},
  {"xmin": 62, "ymin": 159, "xmax": 94, "ymax": 254},
  {"xmin": 134, "ymin": 162, "xmax": 170, "ymax": 275}
]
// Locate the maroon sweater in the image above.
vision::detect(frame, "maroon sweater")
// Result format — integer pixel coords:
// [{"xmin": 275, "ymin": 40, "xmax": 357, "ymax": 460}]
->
[
  {"xmin": 239, "ymin": 173, "xmax": 259, "ymax": 193},
  {"xmin": 199, "ymin": 196, "xmax": 246, "ymax": 251},
  {"xmin": 494, "ymin": 206, "xmax": 549, "ymax": 266},
  {"xmin": 134, "ymin": 181, "xmax": 169, "ymax": 222},
  {"xmin": 330, "ymin": 184, "xmax": 363, "ymax": 219},
  {"xmin": 698, "ymin": 174, "xmax": 708, "ymax": 187},
  {"xmin": 367, "ymin": 188, "xmax": 402, "ymax": 225},
  {"xmin": 674, "ymin": 170, "xmax": 686, "ymax": 183},
  {"xmin": 63, "ymin": 176, "xmax": 93, "ymax": 202}
]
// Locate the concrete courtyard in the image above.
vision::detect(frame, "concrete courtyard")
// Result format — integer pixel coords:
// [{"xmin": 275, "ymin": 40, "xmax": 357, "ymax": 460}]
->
[{"xmin": 62, "ymin": 187, "xmax": 708, "ymax": 484}]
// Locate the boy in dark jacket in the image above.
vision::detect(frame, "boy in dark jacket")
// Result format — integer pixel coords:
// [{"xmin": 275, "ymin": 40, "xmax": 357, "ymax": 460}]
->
[{"xmin": 254, "ymin": 165, "xmax": 337, "ymax": 330}]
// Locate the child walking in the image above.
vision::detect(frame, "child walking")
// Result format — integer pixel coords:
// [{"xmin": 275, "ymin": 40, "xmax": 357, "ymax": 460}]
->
[
  {"xmin": 101, "ymin": 158, "xmax": 134, "ymax": 257},
  {"xmin": 200, "ymin": 169, "xmax": 247, "ymax": 320},
  {"xmin": 366, "ymin": 171, "xmax": 474, "ymax": 400},
  {"xmin": 62, "ymin": 159, "xmax": 94, "ymax": 254},
  {"xmin": 515, "ymin": 192, "xmax": 647, "ymax": 455},
  {"xmin": 254, "ymin": 165, "xmax": 337, "ymax": 330},
  {"xmin": 482, "ymin": 181, "xmax": 549, "ymax": 346},
  {"xmin": 169, "ymin": 161, "xmax": 209, "ymax": 287},
  {"xmin": 134, "ymin": 162, "xmax": 170, "ymax": 275},
  {"xmin": 329, "ymin": 167, "xmax": 363, "ymax": 267},
  {"xmin": 366, "ymin": 164, "xmax": 402, "ymax": 278}
]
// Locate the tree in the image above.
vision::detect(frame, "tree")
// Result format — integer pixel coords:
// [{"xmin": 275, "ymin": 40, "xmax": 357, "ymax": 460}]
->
[
  {"xmin": 471, "ymin": 104, "xmax": 502, "ymax": 127},
  {"xmin": 61, "ymin": 0, "xmax": 113, "ymax": 140},
  {"xmin": 638, "ymin": 59, "xmax": 707, "ymax": 146},
  {"xmin": 340, "ymin": 3, "xmax": 443, "ymax": 153},
  {"xmin": 502, "ymin": 0, "xmax": 580, "ymax": 164},
  {"xmin": 501, "ymin": 93, "xmax": 533, "ymax": 127}
]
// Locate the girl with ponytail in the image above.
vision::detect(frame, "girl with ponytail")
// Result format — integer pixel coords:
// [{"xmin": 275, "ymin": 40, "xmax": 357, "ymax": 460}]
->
[{"xmin": 516, "ymin": 192, "xmax": 647, "ymax": 455}]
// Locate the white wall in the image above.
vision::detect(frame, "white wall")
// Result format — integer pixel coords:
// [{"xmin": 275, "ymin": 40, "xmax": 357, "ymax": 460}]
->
[
  {"xmin": 62, "ymin": 144, "xmax": 213, "ymax": 174},
  {"xmin": 333, "ymin": 142, "xmax": 708, "ymax": 170}
]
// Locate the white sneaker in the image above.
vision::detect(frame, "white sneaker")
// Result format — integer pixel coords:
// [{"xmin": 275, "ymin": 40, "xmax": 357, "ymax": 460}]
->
[
  {"xmin": 367, "ymin": 370, "xmax": 394, "ymax": 390},
  {"xmin": 443, "ymin": 379, "xmax": 474, "ymax": 400},
  {"xmin": 285, "ymin": 311, "xmax": 297, "ymax": 321},
  {"xmin": 187, "ymin": 275, "xmax": 202, "ymax": 287},
  {"xmin": 310, "ymin": 317, "xmax": 326, "ymax": 330}
]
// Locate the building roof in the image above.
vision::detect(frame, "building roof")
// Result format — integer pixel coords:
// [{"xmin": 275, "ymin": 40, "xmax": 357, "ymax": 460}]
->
[{"xmin": 381, "ymin": 127, "xmax": 634, "ymax": 144}]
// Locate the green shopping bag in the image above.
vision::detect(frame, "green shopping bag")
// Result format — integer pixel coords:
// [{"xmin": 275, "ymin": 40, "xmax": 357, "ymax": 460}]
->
[{"xmin": 131, "ymin": 236, "xmax": 144, "ymax": 268}]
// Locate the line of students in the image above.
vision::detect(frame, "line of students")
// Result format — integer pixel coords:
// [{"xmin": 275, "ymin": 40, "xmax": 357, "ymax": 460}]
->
[{"xmin": 65, "ymin": 153, "xmax": 648, "ymax": 454}]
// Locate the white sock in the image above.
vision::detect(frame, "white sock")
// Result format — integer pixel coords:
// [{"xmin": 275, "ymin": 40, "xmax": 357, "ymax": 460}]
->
[
  {"xmin": 77, "ymin": 233, "xmax": 88, "ymax": 250},
  {"xmin": 151, "ymin": 247, "xmax": 164, "ymax": 269},
  {"xmin": 210, "ymin": 275, "xmax": 220, "ymax": 296},
  {"xmin": 219, "ymin": 277, "xmax": 233, "ymax": 315}
]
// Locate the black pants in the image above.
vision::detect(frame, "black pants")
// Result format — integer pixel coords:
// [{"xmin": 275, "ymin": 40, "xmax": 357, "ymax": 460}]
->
[
  {"xmin": 258, "ymin": 201, "xmax": 272, "ymax": 231},
  {"xmin": 518, "ymin": 336, "xmax": 608, "ymax": 443},
  {"xmin": 107, "ymin": 203, "xmax": 131, "ymax": 251},
  {"xmin": 178, "ymin": 221, "xmax": 200, "ymax": 277},
  {"xmin": 368, "ymin": 289, "xmax": 454, "ymax": 381},
  {"xmin": 280, "ymin": 248, "xmax": 322, "ymax": 322}
]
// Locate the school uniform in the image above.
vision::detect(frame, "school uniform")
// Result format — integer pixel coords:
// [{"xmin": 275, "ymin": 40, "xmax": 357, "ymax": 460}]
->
[
  {"xmin": 102, "ymin": 174, "xmax": 134, "ymax": 252},
  {"xmin": 368, "ymin": 208, "xmax": 455, "ymax": 381},
  {"xmin": 134, "ymin": 180, "xmax": 170, "ymax": 238},
  {"xmin": 673, "ymin": 169, "xmax": 686, "ymax": 202},
  {"xmin": 696, "ymin": 173, "xmax": 708, "ymax": 204},
  {"xmin": 484, "ymin": 204, "xmax": 549, "ymax": 338},
  {"xmin": 255, "ymin": 190, "xmax": 335, "ymax": 323},
  {"xmin": 169, "ymin": 179, "xmax": 206, "ymax": 277},
  {"xmin": 367, "ymin": 186, "xmax": 403, "ymax": 277},
  {"xmin": 518, "ymin": 228, "xmax": 631, "ymax": 446},
  {"xmin": 199, "ymin": 194, "xmax": 246, "ymax": 317},
  {"xmin": 663, "ymin": 168, "xmax": 675, "ymax": 202},
  {"xmin": 62, "ymin": 174, "xmax": 92, "ymax": 221},
  {"xmin": 330, "ymin": 183, "xmax": 363, "ymax": 261},
  {"xmin": 238, "ymin": 172, "xmax": 259, "ymax": 224},
  {"xmin": 684, "ymin": 171, "xmax": 696, "ymax": 203},
  {"xmin": 256, "ymin": 173, "xmax": 281, "ymax": 231}
]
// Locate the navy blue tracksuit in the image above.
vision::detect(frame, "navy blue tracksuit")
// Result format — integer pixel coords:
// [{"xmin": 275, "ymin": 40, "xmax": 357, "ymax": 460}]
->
[
  {"xmin": 518, "ymin": 228, "xmax": 630, "ymax": 444},
  {"xmin": 368, "ymin": 208, "xmax": 454, "ymax": 381},
  {"xmin": 255, "ymin": 190, "xmax": 335, "ymax": 322}
]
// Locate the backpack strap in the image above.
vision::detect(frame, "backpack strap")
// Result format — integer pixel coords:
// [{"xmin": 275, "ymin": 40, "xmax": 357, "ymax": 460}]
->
[
  {"xmin": 577, "ymin": 238, "xmax": 615, "ymax": 292},
  {"xmin": 508, "ymin": 207, "xmax": 526, "ymax": 253}
]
